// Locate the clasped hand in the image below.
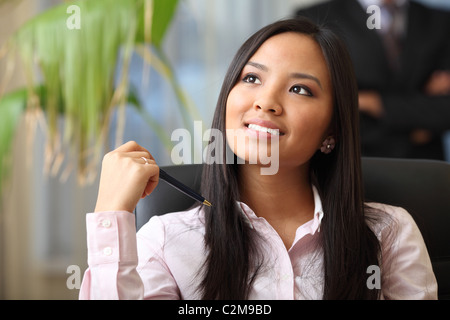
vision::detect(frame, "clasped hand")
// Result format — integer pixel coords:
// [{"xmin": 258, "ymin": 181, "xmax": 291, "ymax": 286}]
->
[{"xmin": 94, "ymin": 141, "xmax": 160, "ymax": 213}]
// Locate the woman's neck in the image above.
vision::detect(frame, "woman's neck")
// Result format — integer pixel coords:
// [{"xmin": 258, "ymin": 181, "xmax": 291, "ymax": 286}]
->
[{"xmin": 238, "ymin": 164, "xmax": 315, "ymax": 227}]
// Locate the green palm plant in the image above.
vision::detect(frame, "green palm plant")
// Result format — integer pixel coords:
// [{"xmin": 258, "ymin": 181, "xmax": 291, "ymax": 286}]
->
[{"xmin": 0, "ymin": 0, "xmax": 197, "ymax": 195}]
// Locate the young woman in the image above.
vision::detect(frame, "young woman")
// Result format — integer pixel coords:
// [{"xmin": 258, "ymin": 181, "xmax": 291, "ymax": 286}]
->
[{"xmin": 79, "ymin": 18, "xmax": 437, "ymax": 299}]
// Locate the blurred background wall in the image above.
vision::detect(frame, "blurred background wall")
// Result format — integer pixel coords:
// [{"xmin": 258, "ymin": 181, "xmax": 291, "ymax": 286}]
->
[{"xmin": 0, "ymin": 0, "xmax": 448, "ymax": 300}]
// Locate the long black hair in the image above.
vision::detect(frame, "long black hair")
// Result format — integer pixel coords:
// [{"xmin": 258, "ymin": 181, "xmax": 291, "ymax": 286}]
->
[{"xmin": 199, "ymin": 17, "xmax": 381, "ymax": 299}]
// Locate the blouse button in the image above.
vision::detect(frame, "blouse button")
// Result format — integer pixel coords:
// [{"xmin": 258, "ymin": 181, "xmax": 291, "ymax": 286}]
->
[
  {"xmin": 101, "ymin": 219, "xmax": 111, "ymax": 228},
  {"xmin": 103, "ymin": 247, "xmax": 112, "ymax": 256}
]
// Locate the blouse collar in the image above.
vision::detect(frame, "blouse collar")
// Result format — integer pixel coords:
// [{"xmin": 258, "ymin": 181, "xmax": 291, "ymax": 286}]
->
[{"xmin": 237, "ymin": 185, "xmax": 324, "ymax": 233}]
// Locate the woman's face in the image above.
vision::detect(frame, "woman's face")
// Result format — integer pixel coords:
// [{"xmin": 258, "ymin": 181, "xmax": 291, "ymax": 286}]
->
[{"xmin": 225, "ymin": 32, "xmax": 334, "ymax": 171}]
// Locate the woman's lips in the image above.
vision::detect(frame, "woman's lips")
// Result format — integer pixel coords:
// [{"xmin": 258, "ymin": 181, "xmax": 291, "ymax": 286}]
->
[
  {"xmin": 244, "ymin": 118, "xmax": 286, "ymax": 137},
  {"xmin": 247, "ymin": 124, "xmax": 281, "ymax": 136}
]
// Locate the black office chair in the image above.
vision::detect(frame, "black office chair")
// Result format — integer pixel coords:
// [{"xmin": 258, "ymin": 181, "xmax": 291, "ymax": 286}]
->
[{"xmin": 135, "ymin": 157, "xmax": 450, "ymax": 299}]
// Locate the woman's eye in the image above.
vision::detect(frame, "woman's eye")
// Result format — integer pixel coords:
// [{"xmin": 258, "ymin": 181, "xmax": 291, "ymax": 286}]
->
[
  {"xmin": 243, "ymin": 74, "xmax": 261, "ymax": 84},
  {"xmin": 290, "ymin": 85, "xmax": 312, "ymax": 96}
]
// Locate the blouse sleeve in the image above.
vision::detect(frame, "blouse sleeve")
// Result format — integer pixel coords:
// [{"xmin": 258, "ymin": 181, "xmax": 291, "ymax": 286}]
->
[
  {"xmin": 78, "ymin": 211, "xmax": 180, "ymax": 300},
  {"xmin": 377, "ymin": 205, "xmax": 438, "ymax": 300}
]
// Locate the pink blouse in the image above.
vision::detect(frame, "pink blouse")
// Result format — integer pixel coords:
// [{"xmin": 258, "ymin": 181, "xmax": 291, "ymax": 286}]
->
[{"xmin": 79, "ymin": 187, "xmax": 437, "ymax": 299}]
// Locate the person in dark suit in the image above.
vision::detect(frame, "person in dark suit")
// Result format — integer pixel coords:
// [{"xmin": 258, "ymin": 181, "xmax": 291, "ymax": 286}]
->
[{"xmin": 296, "ymin": 0, "xmax": 450, "ymax": 160}]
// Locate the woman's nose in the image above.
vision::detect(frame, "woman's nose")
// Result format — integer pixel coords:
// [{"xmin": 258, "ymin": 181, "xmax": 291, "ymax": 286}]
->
[{"xmin": 253, "ymin": 92, "xmax": 283, "ymax": 116}]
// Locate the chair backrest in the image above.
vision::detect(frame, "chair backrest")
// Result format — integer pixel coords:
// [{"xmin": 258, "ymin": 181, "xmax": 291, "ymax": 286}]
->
[
  {"xmin": 135, "ymin": 163, "xmax": 203, "ymax": 229},
  {"xmin": 361, "ymin": 157, "xmax": 450, "ymax": 299},
  {"xmin": 135, "ymin": 157, "xmax": 450, "ymax": 299}
]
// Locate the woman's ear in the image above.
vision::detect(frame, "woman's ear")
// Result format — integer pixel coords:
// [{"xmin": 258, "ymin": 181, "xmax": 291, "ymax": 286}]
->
[{"xmin": 319, "ymin": 112, "xmax": 337, "ymax": 153}]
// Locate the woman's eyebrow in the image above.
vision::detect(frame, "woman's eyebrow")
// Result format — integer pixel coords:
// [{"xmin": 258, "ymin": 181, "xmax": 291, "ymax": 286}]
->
[
  {"xmin": 246, "ymin": 61, "xmax": 323, "ymax": 90},
  {"xmin": 246, "ymin": 61, "xmax": 268, "ymax": 72},
  {"xmin": 291, "ymin": 72, "xmax": 323, "ymax": 90}
]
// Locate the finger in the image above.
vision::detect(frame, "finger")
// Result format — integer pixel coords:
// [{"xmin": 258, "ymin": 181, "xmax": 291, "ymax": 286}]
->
[
  {"xmin": 115, "ymin": 141, "xmax": 152, "ymax": 155},
  {"xmin": 138, "ymin": 157, "xmax": 157, "ymax": 166},
  {"xmin": 113, "ymin": 142, "xmax": 155, "ymax": 161},
  {"xmin": 141, "ymin": 163, "xmax": 160, "ymax": 197},
  {"xmin": 122, "ymin": 151, "xmax": 155, "ymax": 162},
  {"xmin": 133, "ymin": 148, "xmax": 155, "ymax": 161}
]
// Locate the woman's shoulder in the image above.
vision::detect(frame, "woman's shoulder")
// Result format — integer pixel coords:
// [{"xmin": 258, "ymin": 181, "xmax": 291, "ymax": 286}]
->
[
  {"xmin": 364, "ymin": 202, "xmax": 438, "ymax": 299},
  {"xmin": 364, "ymin": 202, "xmax": 419, "ymax": 239},
  {"xmin": 364, "ymin": 202, "xmax": 429, "ymax": 252},
  {"xmin": 365, "ymin": 202, "xmax": 413, "ymax": 221}
]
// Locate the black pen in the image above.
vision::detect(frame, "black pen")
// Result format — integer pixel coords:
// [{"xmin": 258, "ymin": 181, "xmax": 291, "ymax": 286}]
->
[{"xmin": 159, "ymin": 168, "xmax": 212, "ymax": 207}]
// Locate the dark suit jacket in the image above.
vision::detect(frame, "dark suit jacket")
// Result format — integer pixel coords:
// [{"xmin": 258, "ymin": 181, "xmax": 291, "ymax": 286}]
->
[{"xmin": 297, "ymin": 0, "xmax": 450, "ymax": 160}]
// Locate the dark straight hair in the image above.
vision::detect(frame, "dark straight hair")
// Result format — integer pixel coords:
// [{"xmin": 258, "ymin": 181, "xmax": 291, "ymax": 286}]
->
[{"xmin": 199, "ymin": 17, "xmax": 381, "ymax": 299}]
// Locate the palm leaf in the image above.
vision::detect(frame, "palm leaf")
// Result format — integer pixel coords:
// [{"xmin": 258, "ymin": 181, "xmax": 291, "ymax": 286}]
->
[
  {"xmin": 0, "ymin": 0, "xmax": 180, "ymax": 184},
  {"xmin": 0, "ymin": 88, "xmax": 27, "ymax": 195},
  {"xmin": 135, "ymin": 0, "xmax": 179, "ymax": 48}
]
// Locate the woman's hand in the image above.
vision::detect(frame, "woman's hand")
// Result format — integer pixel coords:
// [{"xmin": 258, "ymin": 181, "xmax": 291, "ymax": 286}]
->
[{"xmin": 94, "ymin": 141, "xmax": 160, "ymax": 213}]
